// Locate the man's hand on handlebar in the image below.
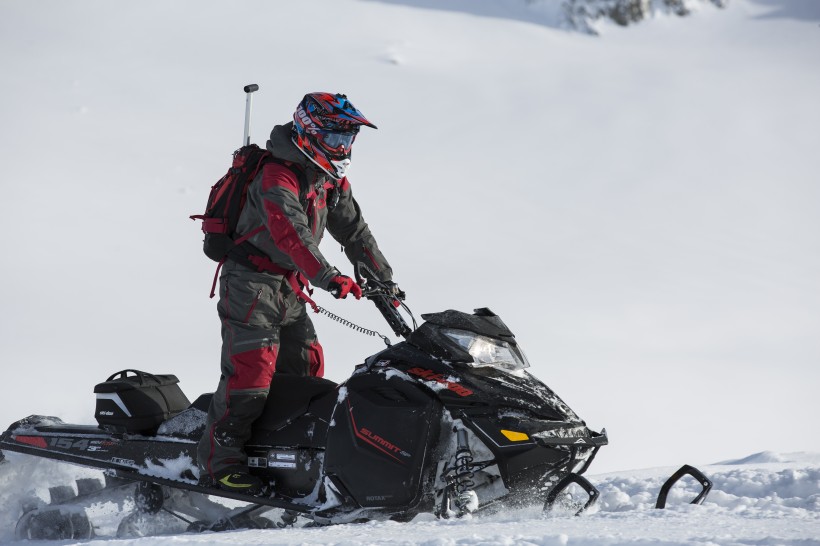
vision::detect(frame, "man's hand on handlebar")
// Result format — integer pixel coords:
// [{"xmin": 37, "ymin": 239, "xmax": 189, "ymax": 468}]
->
[{"xmin": 328, "ymin": 275, "xmax": 362, "ymax": 300}]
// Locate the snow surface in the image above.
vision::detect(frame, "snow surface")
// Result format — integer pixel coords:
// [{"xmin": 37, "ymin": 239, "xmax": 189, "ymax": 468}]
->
[
  {"xmin": 1, "ymin": 450, "xmax": 818, "ymax": 544},
  {"xmin": 0, "ymin": 0, "xmax": 819, "ymax": 543}
]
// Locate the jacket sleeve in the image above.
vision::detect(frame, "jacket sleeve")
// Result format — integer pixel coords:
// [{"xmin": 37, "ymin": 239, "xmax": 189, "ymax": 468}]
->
[
  {"xmin": 254, "ymin": 163, "xmax": 339, "ymax": 289},
  {"xmin": 326, "ymin": 178, "xmax": 393, "ymax": 282}
]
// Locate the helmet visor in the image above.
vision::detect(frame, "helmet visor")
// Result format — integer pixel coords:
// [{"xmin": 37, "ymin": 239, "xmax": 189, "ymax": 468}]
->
[{"xmin": 317, "ymin": 130, "xmax": 356, "ymax": 152}]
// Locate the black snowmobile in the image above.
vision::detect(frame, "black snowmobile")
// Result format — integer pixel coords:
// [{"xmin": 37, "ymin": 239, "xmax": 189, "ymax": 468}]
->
[{"xmin": 0, "ymin": 284, "xmax": 616, "ymax": 538}]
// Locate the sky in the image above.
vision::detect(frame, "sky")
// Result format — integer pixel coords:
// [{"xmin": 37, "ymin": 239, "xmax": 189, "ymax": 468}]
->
[{"xmin": 0, "ymin": 0, "xmax": 818, "ymax": 479}]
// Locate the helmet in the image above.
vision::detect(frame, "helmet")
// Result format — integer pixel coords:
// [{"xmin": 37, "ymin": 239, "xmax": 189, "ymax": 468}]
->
[{"xmin": 292, "ymin": 92, "xmax": 377, "ymax": 180}]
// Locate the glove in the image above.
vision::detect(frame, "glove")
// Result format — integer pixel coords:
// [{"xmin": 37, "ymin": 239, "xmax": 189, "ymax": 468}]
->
[
  {"xmin": 328, "ymin": 275, "xmax": 362, "ymax": 300},
  {"xmin": 384, "ymin": 281, "xmax": 405, "ymax": 301}
]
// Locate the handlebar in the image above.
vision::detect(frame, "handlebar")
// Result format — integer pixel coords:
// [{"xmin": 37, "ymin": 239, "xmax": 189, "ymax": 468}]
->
[{"xmin": 362, "ymin": 284, "xmax": 413, "ymax": 339}]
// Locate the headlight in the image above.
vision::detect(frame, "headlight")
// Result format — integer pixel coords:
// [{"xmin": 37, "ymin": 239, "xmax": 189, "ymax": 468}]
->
[{"xmin": 442, "ymin": 329, "xmax": 530, "ymax": 372}]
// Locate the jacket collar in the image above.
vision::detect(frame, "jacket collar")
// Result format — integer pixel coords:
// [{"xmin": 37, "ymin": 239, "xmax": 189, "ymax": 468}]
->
[{"xmin": 266, "ymin": 122, "xmax": 327, "ymax": 186}]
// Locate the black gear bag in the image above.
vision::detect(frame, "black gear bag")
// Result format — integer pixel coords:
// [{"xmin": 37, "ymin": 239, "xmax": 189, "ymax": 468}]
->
[{"xmin": 94, "ymin": 369, "xmax": 190, "ymax": 434}]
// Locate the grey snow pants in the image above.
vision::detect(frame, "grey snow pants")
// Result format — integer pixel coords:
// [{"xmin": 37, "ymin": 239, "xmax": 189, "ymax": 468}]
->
[{"xmin": 196, "ymin": 261, "xmax": 324, "ymax": 480}]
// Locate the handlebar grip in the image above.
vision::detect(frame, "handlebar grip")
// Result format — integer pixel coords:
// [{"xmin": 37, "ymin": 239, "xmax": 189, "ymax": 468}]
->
[{"xmin": 244, "ymin": 84, "xmax": 259, "ymax": 93}]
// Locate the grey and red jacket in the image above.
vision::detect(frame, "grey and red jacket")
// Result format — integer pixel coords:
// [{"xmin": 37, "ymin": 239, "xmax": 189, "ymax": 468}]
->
[{"xmin": 233, "ymin": 122, "xmax": 393, "ymax": 290}]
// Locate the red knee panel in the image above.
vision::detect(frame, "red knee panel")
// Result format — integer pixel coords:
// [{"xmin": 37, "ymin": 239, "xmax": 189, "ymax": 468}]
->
[
  {"xmin": 308, "ymin": 341, "xmax": 325, "ymax": 378},
  {"xmin": 227, "ymin": 346, "xmax": 278, "ymax": 390}
]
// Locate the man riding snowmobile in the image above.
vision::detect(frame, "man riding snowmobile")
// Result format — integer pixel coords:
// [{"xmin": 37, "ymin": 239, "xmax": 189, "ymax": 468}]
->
[{"xmin": 197, "ymin": 92, "xmax": 401, "ymax": 495}]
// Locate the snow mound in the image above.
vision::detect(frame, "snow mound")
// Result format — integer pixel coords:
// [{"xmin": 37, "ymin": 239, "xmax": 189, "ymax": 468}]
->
[
  {"xmin": 717, "ymin": 450, "xmax": 786, "ymax": 465},
  {"xmin": 595, "ymin": 454, "xmax": 820, "ymax": 516}
]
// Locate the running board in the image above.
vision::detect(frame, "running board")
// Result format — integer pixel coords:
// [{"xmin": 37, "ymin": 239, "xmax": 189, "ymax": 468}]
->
[{"xmin": 0, "ymin": 439, "xmax": 314, "ymax": 515}]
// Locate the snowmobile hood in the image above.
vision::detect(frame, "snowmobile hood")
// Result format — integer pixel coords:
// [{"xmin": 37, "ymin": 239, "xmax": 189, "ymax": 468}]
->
[
  {"xmin": 417, "ymin": 308, "xmax": 515, "ymax": 341},
  {"xmin": 363, "ymin": 340, "xmax": 584, "ymax": 424}
]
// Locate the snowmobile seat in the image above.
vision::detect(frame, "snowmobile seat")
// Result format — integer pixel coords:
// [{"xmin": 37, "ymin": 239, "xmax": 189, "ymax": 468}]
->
[
  {"xmin": 190, "ymin": 393, "xmax": 213, "ymax": 412},
  {"xmin": 250, "ymin": 375, "xmax": 338, "ymax": 449},
  {"xmin": 256, "ymin": 375, "xmax": 337, "ymax": 432},
  {"xmin": 189, "ymin": 375, "xmax": 337, "ymax": 432}
]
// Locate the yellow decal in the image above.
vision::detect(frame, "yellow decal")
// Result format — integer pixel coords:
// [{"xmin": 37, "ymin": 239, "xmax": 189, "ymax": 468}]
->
[
  {"xmin": 500, "ymin": 430, "xmax": 529, "ymax": 442},
  {"xmin": 219, "ymin": 474, "xmax": 254, "ymax": 488}
]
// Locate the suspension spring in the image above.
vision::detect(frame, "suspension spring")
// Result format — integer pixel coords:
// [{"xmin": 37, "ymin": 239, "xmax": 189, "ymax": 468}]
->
[{"xmin": 453, "ymin": 427, "xmax": 475, "ymax": 494}]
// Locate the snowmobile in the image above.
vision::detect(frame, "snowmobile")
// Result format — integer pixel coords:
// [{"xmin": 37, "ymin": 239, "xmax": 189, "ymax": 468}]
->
[{"xmin": 0, "ymin": 282, "xmax": 618, "ymax": 539}]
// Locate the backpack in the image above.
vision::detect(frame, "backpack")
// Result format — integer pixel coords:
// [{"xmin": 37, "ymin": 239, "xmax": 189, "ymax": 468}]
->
[{"xmin": 189, "ymin": 144, "xmax": 273, "ymax": 263}]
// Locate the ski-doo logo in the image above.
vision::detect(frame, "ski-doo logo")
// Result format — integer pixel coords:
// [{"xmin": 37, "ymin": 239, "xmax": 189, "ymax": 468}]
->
[{"xmin": 407, "ymin": 367, "xmax": 474, "ymax": 397}]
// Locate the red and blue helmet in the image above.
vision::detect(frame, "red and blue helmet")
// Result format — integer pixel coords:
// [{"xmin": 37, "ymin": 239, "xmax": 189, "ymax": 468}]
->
[{"xmin": 292, "ymin": 92, "xmax": 377, "ymax": 180}]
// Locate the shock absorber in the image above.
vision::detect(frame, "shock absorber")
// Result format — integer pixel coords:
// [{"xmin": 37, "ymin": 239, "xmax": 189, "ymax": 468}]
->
[
  {"xmin": 451, "ymin": 427, "xmax": 479, "ymax": 514},
  {"xmin": 454, "ymin": 428, "xmax": 475, "ymax": 493}
]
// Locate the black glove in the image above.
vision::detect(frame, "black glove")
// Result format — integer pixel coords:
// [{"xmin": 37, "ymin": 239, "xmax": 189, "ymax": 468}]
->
[{"xmin": 384, "ymin": 281, "xmax": 405, "ymax": 301}]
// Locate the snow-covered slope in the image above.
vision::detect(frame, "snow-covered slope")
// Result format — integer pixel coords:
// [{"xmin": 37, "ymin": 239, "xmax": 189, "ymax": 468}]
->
[
  {"xmin": 369, "ymin": 0, "xmax": 729, "ymax": 33},
  {"xmin": 0, "ymin": 0, "xmax": 818, "ymax": 502},
  {"xmin": 1, "ymin": 450, "xmax": 818, "ymax": 544}
]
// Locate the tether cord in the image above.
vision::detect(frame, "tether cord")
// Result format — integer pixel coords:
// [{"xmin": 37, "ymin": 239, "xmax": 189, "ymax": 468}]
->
[{"xmin": 314, "ymin": 304, "xmax": 393, "ymax": 346}]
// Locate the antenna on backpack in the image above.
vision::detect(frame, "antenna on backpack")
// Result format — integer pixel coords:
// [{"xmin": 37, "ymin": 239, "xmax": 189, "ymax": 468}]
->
[{"xmin": 243, "ymin": 84, "xmax": 259, "ymax": 146}]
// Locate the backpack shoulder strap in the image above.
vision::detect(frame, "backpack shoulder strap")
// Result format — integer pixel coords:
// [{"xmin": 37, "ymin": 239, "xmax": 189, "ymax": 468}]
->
[{"xmin": 265, "ymin": 156, "xmax": 309, "ymax": 194}]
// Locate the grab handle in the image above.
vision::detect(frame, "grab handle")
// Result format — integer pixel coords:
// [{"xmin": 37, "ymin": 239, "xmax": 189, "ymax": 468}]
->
[{"xmin": 105, "ymin": 369, "xmax": 160, "ymax": 385}]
